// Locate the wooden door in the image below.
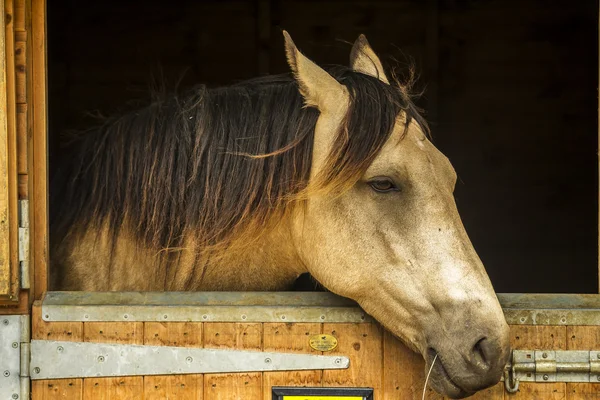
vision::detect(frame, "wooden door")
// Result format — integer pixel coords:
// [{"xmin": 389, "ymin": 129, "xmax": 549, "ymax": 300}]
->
[{"xmin": 0, "ymin": 0, "xmax": 47, "ymax": 312}]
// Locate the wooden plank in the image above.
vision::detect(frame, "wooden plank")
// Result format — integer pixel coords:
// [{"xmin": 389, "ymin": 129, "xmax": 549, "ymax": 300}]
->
[
  {"xmin": 32, "ymin": 301, "xmax": 83, "ymax": 400},
  {"xmin": 82, "ymin": 322, "xmax": 144, "ymax": 400},
  {"xmin": 322, "ymin": 323, "xmax": 383, "ymax": 398},
  {"xmin": 31, "ymin": 0, "xmax": 47, "ymax": 300},
  {"xmin": 0, "ymin": 0, "xmax": 20, "ymax": 304},
  {"xmin": 15, "ymin": 31, "xmax": 27, "ymax": 103},
  {"xmin": 16, "ymin": 103, "xmax": 27, "ymax": 174},
  {"xmin": 144, "ymin": 322, "xmax": 203, "ymax": 400},
  {"xmin": 13, "ymin": 0, "xmax": 25, "ymax": 31},
  {"xmin": 382, "ymin": 330, "xmax": 443, "ymax": 400},
  {"xmin": 204, "ymin": 323, "xmax": 262, "ymax": 400},
  {"xmin": 0, "ymin": 288, "xmax": 28, "ymax": 314},
  {"xmin": 0, "ymin": 0, "xmax": 9, "ymax": 298},
  {"xmin": 566, "ymin": 326, "xmax": 600, "ymax": 400},
  {"xmin": 505, "ymin": 325, "xmax": 567, "ymax": 399},
  {"xmin": 18, "ymin": 173, "xmax": 27, "ymax": 198},
  {"xmin": 262, "ymin": 322, "xmax": 322, "ymax": 400}
]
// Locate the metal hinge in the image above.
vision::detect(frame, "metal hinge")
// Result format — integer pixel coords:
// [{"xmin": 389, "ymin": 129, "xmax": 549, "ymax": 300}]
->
[
  {"xmin": 18, "ymin": 200, "xmax": 29, "ymax": 290},
  {"xmin": 29, "ymin": 340, "xmax": 349, "ymax": 379},
  {"xmin": 0, "ymin": 315, "xmax": 30, "ymax": 400},
  {"xmin": 504, "ymin": 350, "xmax": 600, "ymax": 393}
]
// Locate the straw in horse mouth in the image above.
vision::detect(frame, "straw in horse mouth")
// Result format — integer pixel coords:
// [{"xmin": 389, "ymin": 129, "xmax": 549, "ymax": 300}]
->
[{"xmin": 426, "ymin": 348, "xmax": 472, "ymax": 397}]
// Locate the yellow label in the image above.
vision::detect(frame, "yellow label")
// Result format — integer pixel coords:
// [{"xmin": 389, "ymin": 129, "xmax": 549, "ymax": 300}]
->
[
  {"xmin": 308, "ymin": 334, "xmax": 338, "ymax": 352},
  {"xmin": 282, "ymin": 397, "xmax": 362, "ymax": 400}
]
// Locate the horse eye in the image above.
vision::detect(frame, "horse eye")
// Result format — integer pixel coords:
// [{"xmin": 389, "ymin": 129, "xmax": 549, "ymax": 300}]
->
[{"xmin": 368, "ymin": 178, "xmax": 399, "ymax": 193}]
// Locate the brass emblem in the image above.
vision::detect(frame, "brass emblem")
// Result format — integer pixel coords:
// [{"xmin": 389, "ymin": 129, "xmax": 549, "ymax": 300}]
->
[{"xmin": 309, "ymin": 334, "xmax": 338, "ymax": 352}]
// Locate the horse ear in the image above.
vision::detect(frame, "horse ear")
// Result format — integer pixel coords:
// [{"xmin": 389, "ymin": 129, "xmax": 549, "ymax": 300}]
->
[
  {"xmin": 283, "ymin": 31, "xmax": 347, "ymax": 112},
  {"xmin": 349, "ymin": 34, "xmax": 389, "ymax": 84}
]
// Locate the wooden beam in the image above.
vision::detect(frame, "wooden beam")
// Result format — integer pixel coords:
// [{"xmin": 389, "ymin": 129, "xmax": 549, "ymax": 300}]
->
[{"xmin": 31, "ymin": 0, "xmax": 47, "ymax": 299}]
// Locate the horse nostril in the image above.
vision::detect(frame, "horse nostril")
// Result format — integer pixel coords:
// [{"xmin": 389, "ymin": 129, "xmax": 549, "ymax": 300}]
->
[{"xmin": 472, "ymin": 337, "xmax": 492, "ymax": 369}]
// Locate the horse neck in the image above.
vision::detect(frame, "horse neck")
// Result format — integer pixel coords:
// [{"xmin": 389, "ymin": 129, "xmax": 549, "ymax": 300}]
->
[{"xmin": 193, "ymin": 217, "xmax": 307, "ymax": 291}]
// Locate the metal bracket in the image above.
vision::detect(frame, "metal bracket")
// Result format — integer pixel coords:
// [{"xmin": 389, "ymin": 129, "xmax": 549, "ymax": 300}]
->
[
  {"xmin": 504, "ymin": 349, "xmax": 600, "ymax": 392},
  {"xmin": 29, "ymin": 340, "xmax": 349, "ymax": 379},
  {"xmin": 0, "ymin": 315, "xmax": 29, "ymax": 400}
]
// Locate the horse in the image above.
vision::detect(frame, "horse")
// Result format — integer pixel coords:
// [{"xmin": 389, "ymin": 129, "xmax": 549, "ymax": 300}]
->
[{"xmin": 49, "ymin": 31, "xmax": 510, "ymax": 398}]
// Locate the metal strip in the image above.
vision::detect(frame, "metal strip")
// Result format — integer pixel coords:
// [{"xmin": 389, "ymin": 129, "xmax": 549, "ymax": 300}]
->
[
  {"xmin": 41, "ymin": 292, "xmax": 600, "ymax": 324},
  {"xmin": 41, "ymin": 291, "xmax": 369, "ymax": 323},
  {"xmin": 498, "ymin": 293, "xmax": 600, "ymax": 326},
  {"xmin": 29, "ymin": 340, "xmax": 350, "ymax": 379},
  {"xmin": 0, "ymin": 316, "xmax": 23, "ymax": 400}
]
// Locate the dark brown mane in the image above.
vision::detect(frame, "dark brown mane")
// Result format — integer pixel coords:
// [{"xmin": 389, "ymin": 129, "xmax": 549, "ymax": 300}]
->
[{"xmin": 50, "ymin": 66, "xmax": 428, "ymax": 287}]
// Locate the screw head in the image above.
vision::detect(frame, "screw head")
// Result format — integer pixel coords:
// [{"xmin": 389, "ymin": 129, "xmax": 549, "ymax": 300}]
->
[
  {"xmin": 186, "ymin": 356, "xmax": 193, "ymax": 363},
  {"xmin": 163, "ymin": 315, "xmax": 168, "ymax": 320},
  {"xmin": 97, "ymin": 356, "xmax": 105, "ymax": 363},
  {"xmin": 3, "ymin": 370, "xmax": 10, "ymax": 377},
  {"xmin": 264, "ymin": 358, "xmax": 272, "ymax": 364},
  {"xmin": 597, "ymin": 353, "xmax": 600, "ymax": 359},
  {"xmin": 335, "ymin": 358, "xmax": 342, "ymax": 365},
  {"xmin": 11, "ymin": 342, "xmax": 18, "ymax": 349},
  {"xmin": 2, "ymin": 319, "xmax": 9, "ymax": 326},
  {"xmin": 542, "ymin": 352, "xmax": 548, "ymax": 359},
  {"xmin": 12, "ymin": 394, "xmax": 18, "ymax": 399},
  {"xmin": 597, "ymin": 375, "xmax": 600, "ymax": 382},
  {"xmin": 543, "ymin": 374, "xmax": 549, "ymax": 381},
  {"xmin": 33, "ymin": 367, "xmax": 40, "ymax": 374},
  {"xmin": 57, "ymin": 346, "xmax": 64, "ymax": 353}
]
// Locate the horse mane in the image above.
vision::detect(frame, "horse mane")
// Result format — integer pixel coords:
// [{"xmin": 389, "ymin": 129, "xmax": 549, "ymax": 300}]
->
[{"xmin": 50, "ymin": 65, "xmax": 428, "ymax": 287}]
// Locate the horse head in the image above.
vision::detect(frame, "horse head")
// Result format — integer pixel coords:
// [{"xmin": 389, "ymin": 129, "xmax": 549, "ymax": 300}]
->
[{"xmin": 283, "ymin": 31, "xmax": 510, "ymax": 399}]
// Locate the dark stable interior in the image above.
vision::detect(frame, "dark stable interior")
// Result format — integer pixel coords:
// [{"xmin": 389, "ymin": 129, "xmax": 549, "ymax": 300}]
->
[{"xmin": 47, "ymin": 0, "xmax": 598, "ymax": 293}]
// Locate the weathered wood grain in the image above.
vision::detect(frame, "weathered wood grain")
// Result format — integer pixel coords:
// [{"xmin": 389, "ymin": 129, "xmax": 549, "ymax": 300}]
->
[
  {"xmin": 82, "ymin": 322, "xmax": 144, "ymax": 400},
  {"xmin": 322, "ymin": 323, "xmax": 383, "ymax": 398},
  {"xmin": 32, "ymin": 302, "xmax": 83, "ymax": 400},
  {"xmin": 262, "ymin": 322, "xmax": 322, "ymax": 400},
  {"xmin": 382, "ymin": 330, "xmax": 444, "ymax": 400},
  {"xmin": 204, "ymin": 323, "xmax": 262, "ymax": 400},
  {"xmin": 144, "ymin": 322, "xmax": 203, "ymax": 400}
]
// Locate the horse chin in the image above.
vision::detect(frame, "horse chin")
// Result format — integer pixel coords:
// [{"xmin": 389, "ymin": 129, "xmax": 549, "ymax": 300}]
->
[{"xmin": 425, "ymin": 351, "xmax": 474, "ymax": 399}]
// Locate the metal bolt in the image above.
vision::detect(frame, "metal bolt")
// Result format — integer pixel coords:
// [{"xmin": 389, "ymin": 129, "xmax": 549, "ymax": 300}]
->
[
  {"xmin": 57, "ymin": 346, "xmax": 64, "ymax": 353},
  {"xmin": 33, "ymin": 367, "xmax": 40, "ymax": 374},
  {"xmin": 186, "ymin": 356, "xmax": 193, "ymax": 363},
  {"xmin": 3, "ymin": 370, "xmax": 10, "ymax": 377},
  {"xmin": 84, "ymin": 314, "xmax": 89, "ymax": 319},
  {"xmin": 44, "ymin": 315, "xmax": 49, "ymax": 319},
  {"xmin": 123, "ymin": 314, "xmax": 129, "ymax": 319},
  {"xmin": 202, "ymin": 315, "xmax": 208, "ymax": 320},
  {"xmin": 543, "ymin": 374, "xmax": 549, "ymax": 381},
  {"xmin": 264, "ymin": 358, "xmax": 272, "ymax": 364},
  {"xmin": 519, "ymin": 317, "xmax": 526, "ymax": 323},
  {"xmin": 281, "ymin": 315, "xmax": 286, "ymax": 320},
  {"xmin": 561, "ymin": 318, "xmax": 567, "ymax": 324},
  {"xmin": 320, "ymin": 315, "xmax": 326, "ymax": 320},
  {"xmin": 335, "ymin": 358, "xmax": 342, "ymax": 365},
  {"xmin": 12, "ymin": 394, "xmax": 18, "ymax": 399},
  {"xmin": 542, "ymin": 352, "xmax": 548, "ymax": 359},
  {"xmin": 11, "ymin": 342, "xmax": 18, "ymax": 349},
  {"xmin": 163, "ymin": 315, "xmax": 168, "ymax": 320},
  {"xmin": 2, "ymin": 319, "xmax": 8, "ymax": 326},
  {"xmin": 241, "ymin": 314, "xmax": 247, "ymax": 320},
  {"xmin": 97, "ymin": 356, "xmax": 105, "ymax": 363}
]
